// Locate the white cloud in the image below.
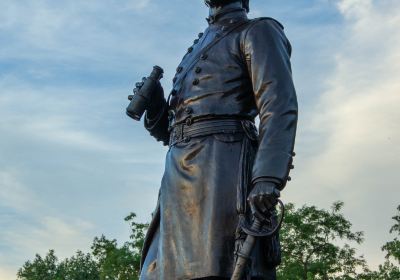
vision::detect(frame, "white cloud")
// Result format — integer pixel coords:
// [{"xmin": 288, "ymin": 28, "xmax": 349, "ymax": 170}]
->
[
  {"xmin": 18, "ymin": 216, "xmax": 93, "ymax": 257},
  {"xmin": 0, "ymin": 0, "xmax": 399, "ymax": 275},
  {"xmin": 0, "ymin": 0, "xmax": 160, "ymax": 65},
  {"xmin": 0, "ymin": 215, "xmax": 94, "ymax": 276},
  {"xmin": 0, "ymin": 79, "xmax": 122, "ymax": 152},
  {"xmin": 289, "ymin": 0, "xmax": 400, "ymax": 268},
  {"xmin": 0, "ymin": 171, "xmax": 38, "ymax": 211},
  {"xmin": 0, "ymin": 169, "xmax": 95, "ymax": 277},
  {"xmin": 20, "ymin": 116, "xmax": 121, "ymax": 152}
]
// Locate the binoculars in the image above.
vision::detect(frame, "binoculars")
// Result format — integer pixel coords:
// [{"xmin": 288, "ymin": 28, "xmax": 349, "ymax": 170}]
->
[{"xmin": 126, "ymin": 65, "xmax": 164, "ymax": 121}]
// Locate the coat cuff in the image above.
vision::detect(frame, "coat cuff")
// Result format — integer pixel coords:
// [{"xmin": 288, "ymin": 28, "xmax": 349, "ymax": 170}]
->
[{"xmin": 252, "ymin": 149, "xmax": 294, "ymax": 189}]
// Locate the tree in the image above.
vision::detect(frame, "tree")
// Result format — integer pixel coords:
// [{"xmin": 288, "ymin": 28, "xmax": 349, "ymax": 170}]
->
[
  {"xmin": 124, "ymin": 212, "xmax": 148, "ymax": 272},
  {"xmin": 91, "ymin": 213, "xmax": 148, "ymax": 280},
  {"xmin": 277, "ymin": 202, "xmax": 368, "ymax": 280},
  {"xmin": 17, "ymin": 213, "xmax": 148, "ymax": 280},
  {"xmin": 18, "ymin": 205, "xmax": 400, "ymax": 279},
  {"xmin": 17, "ymin": 250, "xmax": 59, "ymax": 280},
  {"xmin": 91, "ymin": 235, "xmax": 137, "ymax": 280},
  {"xmin": 361, "ymin": 205, "xmax": 400, "ymax": 280},
  {"xmin": 57, "ymin": 251, "xmax": 99, "ymax": 280},
  {"xmin": 382, "ymin": 205, "xmax": 400, "ymax": 263}
]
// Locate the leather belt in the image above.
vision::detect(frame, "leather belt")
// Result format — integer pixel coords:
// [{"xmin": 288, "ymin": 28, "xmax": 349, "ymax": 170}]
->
[{"xmin": 169, "ymin": 118, "xmax": 248, "ymax": 146}]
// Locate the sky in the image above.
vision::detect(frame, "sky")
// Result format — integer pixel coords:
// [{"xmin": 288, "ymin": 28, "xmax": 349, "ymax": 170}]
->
[{"xmin": 0, "ymin": 0, "xmax": 399, "ymax": 278}]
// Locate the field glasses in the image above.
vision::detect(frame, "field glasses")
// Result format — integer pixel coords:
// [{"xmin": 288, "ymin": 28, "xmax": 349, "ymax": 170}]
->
[{"xmin": 126, "ymin": 65, "xmax": 164, "ymax": 121}]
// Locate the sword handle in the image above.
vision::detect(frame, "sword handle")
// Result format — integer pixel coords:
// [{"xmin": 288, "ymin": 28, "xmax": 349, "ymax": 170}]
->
[{"xmin": 231, "ymin": 219, "xmax": 262, "ymax": 280}]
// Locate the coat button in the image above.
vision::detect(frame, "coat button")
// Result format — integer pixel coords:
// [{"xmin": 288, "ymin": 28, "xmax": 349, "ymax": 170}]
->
[
  {"xmin": 195, "ymin": 67, "xmax": 202, "ymax": 74},
  {"xmin": 188, "ymin": 47, "xmax": 193, "ymax": 53},
  {"xmin": 192, "ymin": 78, "xmax": 199, "ymax": 85},
  {"xmin": 292, "ymin": 152, "xmax": 296, "ymax": 157},
  {"xmin": 198, "ymin": 32, "xmax": 204, "ymax": 38},
  {"xmin": 287, "ymin": 176, "xmax": 292, "ymax": 182},
  {"xmin": 290, "ymin": 164, "xmax": 295, "ymax": 170},
  {"xmin": 193, "ymin": 39, "xmax": 199, "ymax": 44},
  {"xmin": 186, "ymin": 118, "xmax": 193, "ymax": 126},
  {"xmin": 185, "ymin": 107, "xmax": 193, "ymax": 114},
  {"xmin": 176, "ymin": 66, "xmax": 183, "ymax": 73},
  {"xmin": 200, "ymin": 54, "xmax": 208, "ymax": 60}
]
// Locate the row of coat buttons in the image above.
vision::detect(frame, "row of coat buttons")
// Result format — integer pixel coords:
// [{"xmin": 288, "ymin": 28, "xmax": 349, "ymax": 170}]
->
[
  {"xmin": 176, "ymin": 64, "xmax": 203, "ymax": 75},
  {"xmin": 172, "ymin": 65, "xmax": 204, "ymax": 87},
  {"xmin": 172, "ymin": 33, "xmax": 206, "ymax": 86},
  {"xmin": 187, "ymin": 33, "xmax": 202, "ymax": 54},
  {"xmin": 171, "ymin": 32, "xmax": 207, "ymax": 94},
  {"xmin": 192, "ymin": 52, "xmax": 207, "ymax": 85}
]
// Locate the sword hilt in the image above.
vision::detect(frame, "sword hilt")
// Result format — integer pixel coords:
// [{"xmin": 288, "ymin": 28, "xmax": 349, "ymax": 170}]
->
[{"xmin": 231, "ymin": 200, "xmax": 285, "ymax": 280}]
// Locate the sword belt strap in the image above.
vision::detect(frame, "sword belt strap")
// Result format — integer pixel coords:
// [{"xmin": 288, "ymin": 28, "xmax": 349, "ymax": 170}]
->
[{"xmin": 169, "ymin": 118, "xmax": 250, "ymax": 147}]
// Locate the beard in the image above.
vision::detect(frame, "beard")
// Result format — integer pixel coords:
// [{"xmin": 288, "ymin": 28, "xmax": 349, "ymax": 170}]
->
[{"xmin": 204, "ymin": 0, "xmax": 239, "ymax": 8}]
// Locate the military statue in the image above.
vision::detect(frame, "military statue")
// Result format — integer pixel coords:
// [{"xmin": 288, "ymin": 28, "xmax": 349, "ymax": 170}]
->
[{"xmin": 126, "ymin": 0, "xmax": 298, "ymax": 279}]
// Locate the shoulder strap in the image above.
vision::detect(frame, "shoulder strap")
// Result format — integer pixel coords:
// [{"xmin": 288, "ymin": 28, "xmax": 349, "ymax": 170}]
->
[{"xmin": 172, "ymin": 19, "xmax": 251, "ymax": 95}]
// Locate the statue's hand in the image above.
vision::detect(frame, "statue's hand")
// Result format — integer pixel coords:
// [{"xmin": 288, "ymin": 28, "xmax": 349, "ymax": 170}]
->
[
  {"xmin": 132, "ymin": 77, "xmax": 165, "ymax": 119},
  {"xmin": 248, "ymin": 182, "xmax": 280, "ymax": 220}
]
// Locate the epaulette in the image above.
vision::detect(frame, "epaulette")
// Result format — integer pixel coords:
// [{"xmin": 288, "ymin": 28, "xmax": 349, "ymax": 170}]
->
[{"xmin": 252, "ymin": 17, "xmax": 284, "ymax": 30}]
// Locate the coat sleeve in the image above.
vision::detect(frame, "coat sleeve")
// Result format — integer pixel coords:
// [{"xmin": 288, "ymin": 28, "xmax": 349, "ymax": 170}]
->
[
  {"xmin": 144, "ymin": 103, "xmax": 170, "ymax": 146},
  {"xmin": 243, "ymin": 18, "xmax": 298, "ymax": 190}
]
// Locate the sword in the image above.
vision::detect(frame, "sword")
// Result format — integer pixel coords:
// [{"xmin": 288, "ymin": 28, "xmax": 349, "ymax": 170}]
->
[{"xmin": 231, "ymin": 199, "xmax": 285, "ymax": 280}]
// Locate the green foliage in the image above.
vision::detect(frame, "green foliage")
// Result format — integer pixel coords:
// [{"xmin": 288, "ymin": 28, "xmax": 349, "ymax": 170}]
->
[
  {"xmin": 17, "ymin": 213, "xmax": 148, "ymax": 280},
  {"xmin": 57, "ymin": 251, "xmax": 99, "ymax": 280},
  {"xmin": 91, "ymin": 235, "xmax": 137, "ymax": 280},
  {"xmin": 17, "ymin": 250, "xmax": 59, "ymax": 280},
  {"xmin": 382, "ymin": 205, "xmax": 400, "ymax": 264},
  {"xmin": 17, "ymin": 206, "xmax": 400, "ymax": 280},
  {"xmin": 124, "ymin": 212, "xmax": 148, "ymax": 271},
  {"xmin": 277, "ymin": 202, "xmax": 368, "ymax": 280},
  {"xmin": 17, "ymin": 250, "xmax": 99, "ymax": 280},
  {"xmin": 361, "ymin": 206, "xmax": 400, "ymax": 280}
]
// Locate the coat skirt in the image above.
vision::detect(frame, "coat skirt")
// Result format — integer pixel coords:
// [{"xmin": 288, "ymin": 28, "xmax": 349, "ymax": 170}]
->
[{"xmin": 140, "ymin": 132, "xmax": 277, "ymax": 280}]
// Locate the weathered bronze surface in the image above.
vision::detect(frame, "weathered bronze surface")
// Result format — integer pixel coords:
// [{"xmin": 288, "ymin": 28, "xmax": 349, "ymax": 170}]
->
[{"xmin": 132, "ymin": 1, "xmax": 298, "ymax": 279}]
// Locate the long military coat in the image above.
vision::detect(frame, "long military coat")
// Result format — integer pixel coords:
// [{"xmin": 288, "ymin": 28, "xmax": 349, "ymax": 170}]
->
[{"xmin": 139, "ymin": 5, "xmax": 297, "ymax": 280}]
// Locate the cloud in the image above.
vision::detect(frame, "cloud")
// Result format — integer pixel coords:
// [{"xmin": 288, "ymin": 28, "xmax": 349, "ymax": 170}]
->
[
  {"xmin": 0, "ymin": 0, "xmax": 168, "ymax": 69},
  {"xmin": 289, "ymin": 0, "xmax": 400, "ymax": 268},
  {"xmin": 0, "ymin": 170, "xmax": 95, "ymax": 275},
  {"xmin": 0, "ymin": 0, "xmax": 399, "ymax": 275},
  {"xmin": 19, "ymin": 116, "xmax": 121, "ymax": 152},
  {"xmin": 0, "ymin": 267, "xmax": 16, "ymax": 280},
  {"xmin": 0, "ymin": 78, "xmax": 123, "ymax": 152},
  {"xmin": 0, "ymin": 215, "xmax": 94, "ymax": 269},
  {"xmin": 0, "ymin": 171, "xmax": 38, "ymax": 211}
]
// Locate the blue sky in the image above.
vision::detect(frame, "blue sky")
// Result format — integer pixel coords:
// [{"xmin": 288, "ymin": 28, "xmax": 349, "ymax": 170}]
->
[{"xmin": 1, "ymin": 0, "xmax": 399, "ymax": 278}]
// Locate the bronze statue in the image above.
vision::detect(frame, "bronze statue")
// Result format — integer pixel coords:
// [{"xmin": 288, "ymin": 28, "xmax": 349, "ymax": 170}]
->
[{"xmin": 127, "ymin": 0, "xmax": 297, "ymax": 279}]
